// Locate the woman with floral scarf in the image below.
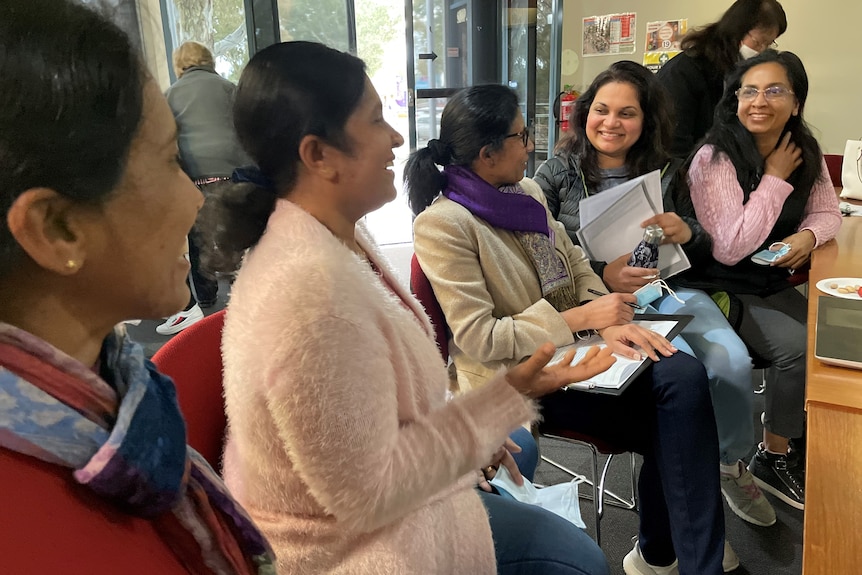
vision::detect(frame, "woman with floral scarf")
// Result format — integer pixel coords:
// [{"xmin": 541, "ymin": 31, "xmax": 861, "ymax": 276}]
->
[{"xmin": 0, "ymin": 1, "xmax": 274, "ymax": 572}]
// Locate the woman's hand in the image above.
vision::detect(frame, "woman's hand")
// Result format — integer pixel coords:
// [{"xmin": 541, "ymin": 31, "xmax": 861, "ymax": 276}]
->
[
  {"xmin": 773, "ymin": 230, "xmax": 816, "ymax": 271},
  {"xmin": 641, "ymin": 212, "xmax": 692, "ymax": 245},
  {"xmin": 506, "ymin": 343, "xmax": 616, "ymax": 399},
  {"xmin": 478, "ymin": 438, "xmax": 522, "ymax": 493},
  {"xmin": 563, "ymin": 292, "xmax": 636, "ymax": 332},
  {"xmin": 764, "ymin": 133, "xmax": 803, "ymax": 181},
  {"xmin": 603, "ymin": 253, "xmax": 658, "ymax": 294},
  {"xmin": 598, "ymin": 324, "xmax": 678, "ymax": 362}
]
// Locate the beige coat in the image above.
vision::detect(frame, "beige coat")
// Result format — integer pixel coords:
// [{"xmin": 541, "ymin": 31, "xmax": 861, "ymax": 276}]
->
[
  {"xmin": 221, "ymin": 199, "xmax": 536, "ymax": 574},
  {"xmin": 413, "ymin": 177, "xmax": 606, "ymax": 391}
]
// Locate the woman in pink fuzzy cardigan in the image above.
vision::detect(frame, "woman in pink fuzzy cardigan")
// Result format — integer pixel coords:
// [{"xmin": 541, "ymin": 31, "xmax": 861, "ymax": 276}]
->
[{"xmin": 196, "ymin": 41, "xmax": 615, "ymax": 575}]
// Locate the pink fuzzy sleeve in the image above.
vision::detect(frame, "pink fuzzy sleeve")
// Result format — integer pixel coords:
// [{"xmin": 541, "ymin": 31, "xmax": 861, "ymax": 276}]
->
[{"xmin": 797, "ymin": 156, "xmax": 841, "ymax": 247}]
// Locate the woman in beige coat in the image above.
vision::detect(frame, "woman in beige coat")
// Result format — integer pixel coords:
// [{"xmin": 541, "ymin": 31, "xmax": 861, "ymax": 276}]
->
[{"xmin": 407, "ymin": 84, "xmax": 727, "ymax": 575}]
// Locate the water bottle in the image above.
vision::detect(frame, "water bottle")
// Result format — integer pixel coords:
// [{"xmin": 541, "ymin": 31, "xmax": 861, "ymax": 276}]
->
[{"xmin": 628, "ymin": 224, "xmax": 664, "ymax": 269}]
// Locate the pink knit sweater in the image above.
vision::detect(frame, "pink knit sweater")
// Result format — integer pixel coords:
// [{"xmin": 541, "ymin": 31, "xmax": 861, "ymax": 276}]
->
[
  {"xmin": 221, "ymin": 200, "xmax": 537, "ymax": 574},
  {"xmin": 688, "ymin": 145, "xmax": 841, "ymax": 265}
]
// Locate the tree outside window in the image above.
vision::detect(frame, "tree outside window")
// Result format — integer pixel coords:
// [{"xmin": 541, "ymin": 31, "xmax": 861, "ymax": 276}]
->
[{"xmin": 165, "ymin": 0, "xmax": 249, "ymax": 83}]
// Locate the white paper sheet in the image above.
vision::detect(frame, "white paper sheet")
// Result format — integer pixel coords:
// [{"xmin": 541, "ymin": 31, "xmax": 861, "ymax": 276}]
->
[{"xmin": 575, "ymin": 170, "xmax": 690, "ymax": 278}]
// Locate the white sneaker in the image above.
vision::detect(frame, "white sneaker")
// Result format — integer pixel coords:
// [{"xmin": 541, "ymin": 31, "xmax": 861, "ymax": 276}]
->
[
  {"xmin": 155, "ymin": 304, "xmax": 204, "ymax": 335},
  {"xmin": 623, "ymin": 540, "xmax": 679, "ymax": 575},
  {"xmin": 723, "ymin": 541, "xmax": 740, "ymax": 572},
  {"xmin": 623, "ymin": 538, "xmax": 737, "ymax": 574}
]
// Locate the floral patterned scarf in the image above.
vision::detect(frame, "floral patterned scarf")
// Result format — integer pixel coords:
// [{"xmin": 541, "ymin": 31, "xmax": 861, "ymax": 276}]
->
[{"xmin": 0, "ymin": 323, "xmax": 275, "ymax": 575}]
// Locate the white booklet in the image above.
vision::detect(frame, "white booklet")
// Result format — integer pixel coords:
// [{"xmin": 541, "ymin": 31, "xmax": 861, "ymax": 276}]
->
[
  {"xmin": 548, "ymin": 315, "xmax": 692, "ymax": 395},
  {"xmin": 575, "ymin": 170, "xmax": 691, "ymax": 279}
]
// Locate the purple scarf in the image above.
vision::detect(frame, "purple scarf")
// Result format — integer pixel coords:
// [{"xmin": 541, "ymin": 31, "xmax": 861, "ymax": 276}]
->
[
  {"xmin": 442, "ymin": 165, "xmax": 550, "ymax": 235},
  {"xmin": 441, "ymin": 165, "xmax": 578, "ymax": 313}
]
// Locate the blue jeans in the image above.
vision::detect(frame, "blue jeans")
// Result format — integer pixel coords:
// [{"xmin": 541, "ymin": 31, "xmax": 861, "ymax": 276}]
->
[
  {"xmin": 652, "ymin": 287, "xmax": 755, "ymax": 464},
  {"xmin": 508, "ymin": 426, "xmax": 539, "ymax": 482},
  {"xmin": 539, "ymin": 351, "xmax": 724, "ymax": 575},
  {"xmin": 481, "ymin": 490, "xmax": 610, "ymax": 575}
]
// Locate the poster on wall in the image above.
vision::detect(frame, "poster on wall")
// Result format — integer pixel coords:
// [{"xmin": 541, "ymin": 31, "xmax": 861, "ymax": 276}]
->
[
  {"xmin": 643, "ymin": 19, "xmax": 687, "ymax": 73},
  {"xmin": 583, "ymin": 13, "xmax": 637, "ymax": 57}
]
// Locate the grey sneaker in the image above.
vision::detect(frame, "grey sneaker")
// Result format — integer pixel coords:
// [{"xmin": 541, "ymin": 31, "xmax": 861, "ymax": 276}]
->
[{"xmin": 720, "ymin": 460, "xmax": 777, "ymax": 526}]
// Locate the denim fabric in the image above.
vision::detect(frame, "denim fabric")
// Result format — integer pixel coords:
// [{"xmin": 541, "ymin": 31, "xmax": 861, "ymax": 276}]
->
[
  {"xmin": 480, "ymin": 490, "xmax": 610, "ymax": 575},
  {"xmin": 509, "ymin": 426, "xmax": 539, "ymax": 482},
  {"xmin": 539, "ymin": 351, "xmax": 725, "ymax": 575},
  {"xmin": 653, "ymin": 287, "xmax": 755, "ymax": 464}
]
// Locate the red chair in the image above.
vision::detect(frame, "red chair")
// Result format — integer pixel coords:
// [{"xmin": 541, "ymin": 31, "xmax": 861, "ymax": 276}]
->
[
  {"xmin": 0, "ymin": 312, "xmax": 229, "ymax": 573},
  {"xmin": 409, "ymin": 253, "xmax": 637, "ymax": 546},
  {"xmin": 824, "ymin": 154, "xmax": 843, "ymax": 188},
  {"xmin": 152, "ymin": 310, "xmax": 227, "ymax": 472}
]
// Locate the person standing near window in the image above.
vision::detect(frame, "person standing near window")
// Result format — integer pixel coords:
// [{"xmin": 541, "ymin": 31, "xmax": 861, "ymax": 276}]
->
[{"xmin": 160, "ymin": 41, "xmax": 252, "ymax": 335}]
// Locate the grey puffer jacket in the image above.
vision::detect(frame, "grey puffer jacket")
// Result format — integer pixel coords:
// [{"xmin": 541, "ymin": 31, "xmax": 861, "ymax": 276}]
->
[{"xmin": 532, "ymin": 154, "xmax": 712, "ymax": 281}]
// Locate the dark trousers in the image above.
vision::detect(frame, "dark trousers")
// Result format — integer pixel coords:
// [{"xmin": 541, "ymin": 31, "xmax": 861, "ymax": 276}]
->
[
  {"xmin": 186, "ymin": 179, "xmax": 222, "ymax": 307},
  {"xmin": 188, "ymin": 226, "xmax": 218, "ymax": 305},
  {"xmin": 539, "ymin": 351, "xmax": 724, "ymax": 575}
]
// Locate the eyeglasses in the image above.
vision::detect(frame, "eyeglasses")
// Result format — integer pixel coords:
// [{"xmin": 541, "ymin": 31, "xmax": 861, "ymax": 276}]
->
[
  {"xmin": 504, "ymin": 126, "xmax": 531, "ymax": 147},
  {"xmin": 735, "ymin": 86, "xmax": 794, "ymax": 101},
  {"xmin": 745, "ymin": 32, "xmax": 778, "ymax": 52}
]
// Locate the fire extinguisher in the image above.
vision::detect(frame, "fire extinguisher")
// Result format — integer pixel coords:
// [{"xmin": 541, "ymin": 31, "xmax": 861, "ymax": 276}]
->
[{"xmin": 559, "ymin": 86, "xmax": 578, "ymax": 132}]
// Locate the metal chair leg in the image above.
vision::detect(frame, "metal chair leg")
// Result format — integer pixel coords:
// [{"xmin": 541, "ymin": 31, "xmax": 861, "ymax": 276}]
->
[{"xmin": 539, "ymin": 434, "xmax": 639, "ymax": 548}]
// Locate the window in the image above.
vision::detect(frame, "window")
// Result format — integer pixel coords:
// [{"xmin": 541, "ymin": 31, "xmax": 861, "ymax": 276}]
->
[
  {"xmin": 163, "ymin": 0, "xmax": 249, "ymax": 83},
  {"xmin": 278, "ymin": 0, "xmax": 351, "ymax": 52}
]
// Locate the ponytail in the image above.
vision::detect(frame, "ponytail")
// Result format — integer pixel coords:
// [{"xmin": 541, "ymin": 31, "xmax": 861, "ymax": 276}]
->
[
  {"xmin": 196, "ymin": 171, "xmax": 279, "ymax": 275},
  {"xmin": 405, "ymin": 145, "xmax": 447, "ymax": 216}
]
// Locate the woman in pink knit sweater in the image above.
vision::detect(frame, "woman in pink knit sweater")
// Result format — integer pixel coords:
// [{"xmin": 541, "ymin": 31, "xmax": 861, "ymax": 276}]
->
[
  {"xmin": 680, "ymin": 50, "xmax": 841, "ymax": 511},
  {"xmin": 196, "ymin": 41, "xmax": 616, "ymax": 575}
]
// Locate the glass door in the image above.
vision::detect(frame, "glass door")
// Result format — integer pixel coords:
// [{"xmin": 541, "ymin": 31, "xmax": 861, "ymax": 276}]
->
[
  {"xmin": 161, "ymin": 0, "xmax": 251, "ymax": 83},
  {"xmin": 502, "ymin": 0, "xmax": 562, "ymax": 172},
  {"xmin": 404, "ymin": 0, "xmax": 467, "ymax": 151}
]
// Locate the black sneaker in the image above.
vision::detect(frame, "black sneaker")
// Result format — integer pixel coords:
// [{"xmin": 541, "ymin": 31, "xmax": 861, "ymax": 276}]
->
[{"xmin": 748, "ymin": 444, "xmax": 804, "ymax": 510}]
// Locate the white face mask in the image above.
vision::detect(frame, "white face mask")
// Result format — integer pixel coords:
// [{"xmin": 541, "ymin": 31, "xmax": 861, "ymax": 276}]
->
[{"xmin": 739, "ymin": 43, "xmax": 760, "ymax": 60}]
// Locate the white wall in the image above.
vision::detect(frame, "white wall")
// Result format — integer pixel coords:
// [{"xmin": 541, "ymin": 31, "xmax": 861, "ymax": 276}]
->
[{"xmin": 561, "ymin": 0, "xmax": 862, "ymax": 153}]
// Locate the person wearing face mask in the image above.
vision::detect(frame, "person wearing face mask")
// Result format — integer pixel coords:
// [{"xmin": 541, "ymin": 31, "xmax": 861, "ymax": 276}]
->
[{"xmin": 657, "ymin": 0, "xmax": 787, "ymax": 159}]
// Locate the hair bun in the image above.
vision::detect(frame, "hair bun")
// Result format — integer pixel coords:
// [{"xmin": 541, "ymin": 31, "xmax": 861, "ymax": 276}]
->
[{"xmin": 427, "ymin": 139, "xmax": 451, "ymax": 166}]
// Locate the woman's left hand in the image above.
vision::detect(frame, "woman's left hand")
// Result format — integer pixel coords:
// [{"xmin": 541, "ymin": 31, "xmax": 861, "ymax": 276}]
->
[
  {"xmin": 773, "ymin": 230, "xmax": 816, "ymax": 271},
  {"xmin": 478, "ymin": 437, "xmax": 523, "ymax": 493},
  {"xmin": 641, "ymin": 212, "xmax": 692, "ymax": 245}
]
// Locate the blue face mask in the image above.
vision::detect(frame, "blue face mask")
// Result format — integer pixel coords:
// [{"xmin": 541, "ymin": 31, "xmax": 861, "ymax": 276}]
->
[{"xmin": 633, "ymin": 280, "xmax": 684, "ymax": 312}]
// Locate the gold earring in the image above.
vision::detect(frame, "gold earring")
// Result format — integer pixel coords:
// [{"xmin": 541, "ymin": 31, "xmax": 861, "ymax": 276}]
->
[{"xmin": 65, "ymin": 260, "xmax": 78, "ymax": 270}]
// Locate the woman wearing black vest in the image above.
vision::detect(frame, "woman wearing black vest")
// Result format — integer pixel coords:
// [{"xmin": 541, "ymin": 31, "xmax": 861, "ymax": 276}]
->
[{"xmin": 679, "ymin": 50, "xmax": 840, "ymax": 511}]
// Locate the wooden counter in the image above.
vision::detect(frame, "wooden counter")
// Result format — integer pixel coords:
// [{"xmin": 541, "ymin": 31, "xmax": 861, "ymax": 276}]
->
[{"xmin": 802, "ymin": 208, "xmax": 862, "ymax": 574}]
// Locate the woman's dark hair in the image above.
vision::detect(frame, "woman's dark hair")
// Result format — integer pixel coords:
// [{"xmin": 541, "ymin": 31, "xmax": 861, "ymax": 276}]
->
[
  {"xmin": 703, "ymin": 50, "xmax": 824, "ymax": 197},
  {"xmin": 197, "ymin": 41, "xmax": 366, "ymax": 273},
  {"xmin": 0, "ymin": 0, "xmax": 145, "ymax": 276},
  {"xmin": 681, "ymin": 0, "xmax": 787, "ymax": 75},
  {"xmin": 556, "ymin": 60, "xmax": 674, "ymax": 192},
  {"xmin": 404, "ymin": 84, "xmax": 520, "ymax": 216}
]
